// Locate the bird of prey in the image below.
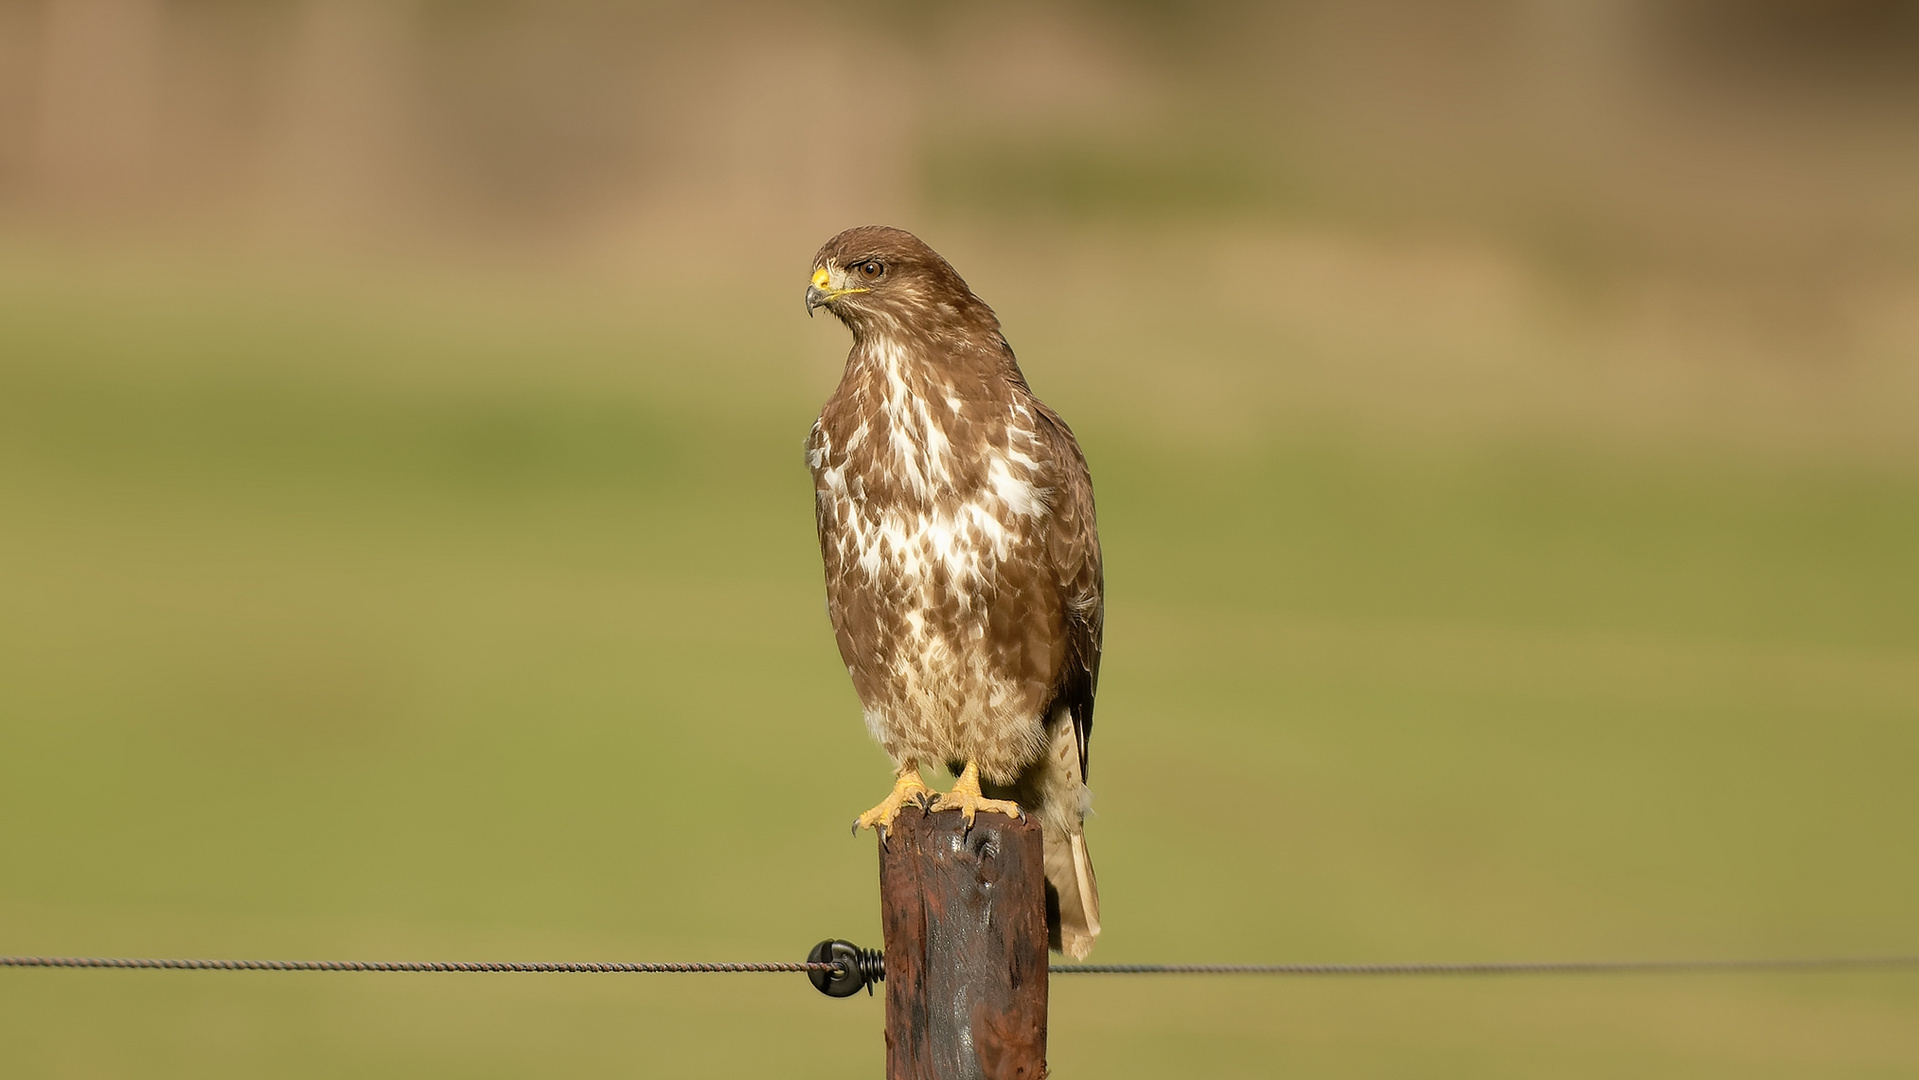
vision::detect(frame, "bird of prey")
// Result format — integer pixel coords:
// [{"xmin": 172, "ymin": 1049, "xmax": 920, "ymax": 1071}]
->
[{"xmin": 804, "ymin": 226, "xmax": 1103, "ymax": 959}]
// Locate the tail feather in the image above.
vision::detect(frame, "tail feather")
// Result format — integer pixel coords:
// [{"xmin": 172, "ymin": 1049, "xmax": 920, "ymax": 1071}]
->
[
  {"xmin": 1043, "ymin": 824, "xmax": 1100, "ymax": 960},
  {"xmin": 995, "ymin": 709, "xmax": 1101, "ymax": 958}
]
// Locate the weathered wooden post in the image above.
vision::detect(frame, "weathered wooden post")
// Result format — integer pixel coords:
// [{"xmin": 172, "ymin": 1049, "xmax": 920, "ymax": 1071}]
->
[{"xmin": 878, "ymin": 807, "xmax": 1050, "ymax": 1080}]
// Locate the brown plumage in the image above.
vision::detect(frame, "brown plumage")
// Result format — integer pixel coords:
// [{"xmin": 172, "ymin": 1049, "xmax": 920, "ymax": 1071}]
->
[{"xmin": 804, "ymin": 226, "xmax": 1103, "ymax": 959}]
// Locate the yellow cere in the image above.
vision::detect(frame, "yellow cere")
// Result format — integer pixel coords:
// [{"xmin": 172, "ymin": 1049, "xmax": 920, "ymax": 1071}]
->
[{"xmin": 812, "ymin": 266, "xmax": 831, "ymax": 288}]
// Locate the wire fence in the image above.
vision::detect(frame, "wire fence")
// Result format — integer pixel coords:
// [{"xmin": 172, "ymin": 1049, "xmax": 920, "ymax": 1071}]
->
[
  {"xmin": 0, "ymin": 956, "xmax": 833, "ymax": 974},
  {"xmin": 8, "ymin": 952, "xmax": 1918, "ymax": 984},
  {"xmin": 1051, "ymin": 956, "xmax": 1919, "ymax": 976}
]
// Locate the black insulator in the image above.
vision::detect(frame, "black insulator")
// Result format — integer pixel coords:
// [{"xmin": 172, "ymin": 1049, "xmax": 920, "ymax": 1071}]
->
[{"xmin": 807, "ymin": 939, "xmax": 884, "ymax": 998}]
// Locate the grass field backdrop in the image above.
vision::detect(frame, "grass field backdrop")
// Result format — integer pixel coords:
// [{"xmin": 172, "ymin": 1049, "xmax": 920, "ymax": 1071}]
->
[{"xmin": 1, "ymin": 235, "xmax": 1915, "ymax": 1078}]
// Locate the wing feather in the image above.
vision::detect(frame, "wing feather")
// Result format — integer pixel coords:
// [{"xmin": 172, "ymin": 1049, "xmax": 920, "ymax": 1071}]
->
[{"xmin": 1030, "ymin": 399, "xmax": 1103, "ymax": 781}]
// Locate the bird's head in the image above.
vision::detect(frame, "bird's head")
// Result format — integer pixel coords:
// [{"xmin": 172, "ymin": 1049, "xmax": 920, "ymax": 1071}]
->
[{"xmin": 805, "ymin": 226, "xmax": 995, "ymax": 341}]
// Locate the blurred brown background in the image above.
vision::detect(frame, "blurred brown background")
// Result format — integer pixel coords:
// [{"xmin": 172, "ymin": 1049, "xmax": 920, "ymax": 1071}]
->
[
  {"xmin": 6, "ymin": 0, "xmax": 1919, "ymax": 455},
  {"xmin": 1, "ymin": 3, "xmax": 1915, "ymax": 1078}
]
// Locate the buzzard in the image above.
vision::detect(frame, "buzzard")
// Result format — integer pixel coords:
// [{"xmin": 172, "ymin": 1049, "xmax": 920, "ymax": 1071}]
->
[{"xmin": 804, "ymin": 226, "xmax": 1103, "ymax": 958}]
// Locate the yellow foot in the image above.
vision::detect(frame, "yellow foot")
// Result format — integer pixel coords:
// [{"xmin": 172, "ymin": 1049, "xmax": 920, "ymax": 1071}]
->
[
  {"xmin": 854, "ymin": 771, "xmax": 932, "ymax": 835},
  {"xmin": 930, "ymin": 761, "xmax": 1023, "ymax": 829}
]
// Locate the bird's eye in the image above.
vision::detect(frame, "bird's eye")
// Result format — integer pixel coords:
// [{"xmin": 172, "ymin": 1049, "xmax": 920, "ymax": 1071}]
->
[{"xmin": 859, "ymin": 260, "xmax": 883, "ymax": 279}]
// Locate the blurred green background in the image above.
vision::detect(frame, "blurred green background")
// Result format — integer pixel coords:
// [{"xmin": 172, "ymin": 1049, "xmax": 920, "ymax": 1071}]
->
[{"xmin": 2, "ymin": 1, "xmax": 1917, "ymax": 1077}]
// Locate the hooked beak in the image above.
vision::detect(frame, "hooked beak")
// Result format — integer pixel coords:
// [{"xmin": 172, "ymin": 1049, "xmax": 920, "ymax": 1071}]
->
[{"xmin": 805, "ymin": 265, "xmax": 865, "ymax": 317}]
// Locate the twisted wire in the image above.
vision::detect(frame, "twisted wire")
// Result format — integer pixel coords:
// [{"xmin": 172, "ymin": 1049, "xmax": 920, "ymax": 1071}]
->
[
  {"xmin": 0, "ymin": 956, "xmax": 837, "ymax": 974},
  {"xmin": 6, "ymin": 954, "xmax": 1917, "ymax": 977},
  {"xmin": 1053, "ymin": 956, "xmax": 1919, "ymax": 976}
]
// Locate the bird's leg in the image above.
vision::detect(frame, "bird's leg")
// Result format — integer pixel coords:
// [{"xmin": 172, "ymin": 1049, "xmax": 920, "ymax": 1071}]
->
[
  {"xmin": 854, "ymin": 765, "xmax": 932, "ymax": 836},
  {"xmin": 930, "ymin": 761, "xmax": 1023, "ymax": 828}
]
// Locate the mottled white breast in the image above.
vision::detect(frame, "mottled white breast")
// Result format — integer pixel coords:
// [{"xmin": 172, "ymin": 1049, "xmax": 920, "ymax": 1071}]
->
[{"xmin": 808, "ymin": 341, "xmax": 1053, "ymax": 773}]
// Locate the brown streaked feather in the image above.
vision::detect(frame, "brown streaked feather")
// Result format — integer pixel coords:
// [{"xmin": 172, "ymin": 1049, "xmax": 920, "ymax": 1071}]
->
[{"xmin": 1030, "ymin": 396, "xmax": 1103, "ymax": 782}]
